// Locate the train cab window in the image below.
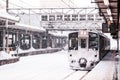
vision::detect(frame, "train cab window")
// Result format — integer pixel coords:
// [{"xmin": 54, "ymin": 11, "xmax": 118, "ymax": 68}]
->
[
  {"xmin": 69, "ymin": 38, "xmax": 78, "ymax": 50},
  {"xmin": 68, "ymin": 32, "xmax": 78, "ymax": 50},
  {"xmin": 19, "ymin": 34, "xmax": 31, "ymax": 50},
  {"xmin": 80, "ymin": 39, "xmax": 86, "ymax": 48}
]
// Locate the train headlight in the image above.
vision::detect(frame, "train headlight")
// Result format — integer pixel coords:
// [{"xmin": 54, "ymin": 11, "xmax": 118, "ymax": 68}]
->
[
  {"xmin": 79, "ymin": 58, "xmax": 87, "ymax": 64},
  {"xmin": 79, "ymin": 58, "xmax": 87, "ymax": 67}
]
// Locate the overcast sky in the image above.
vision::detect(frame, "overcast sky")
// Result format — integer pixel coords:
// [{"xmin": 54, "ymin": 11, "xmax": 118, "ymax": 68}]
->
[{"xmin": 7, "ymin": 0, "xmax": 96, "ymax": 8}]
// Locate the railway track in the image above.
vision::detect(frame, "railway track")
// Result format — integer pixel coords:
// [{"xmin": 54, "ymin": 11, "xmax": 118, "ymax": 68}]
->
[
  {"xmin": 62, "ymin": 70, "xmax": 90, "ymax": 80},
  {"xmin": 79, "ymin": 71, "xmax": 90, "ymax": 80},
  {"xmin": 62, "ymin": 71, "xmax": 76, "ymax": 80}
]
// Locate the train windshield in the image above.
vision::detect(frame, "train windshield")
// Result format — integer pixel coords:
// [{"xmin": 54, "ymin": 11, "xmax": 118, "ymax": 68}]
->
[{"xmin": 68, "ymin": 32, "xmax": 78, "ymax": 50}]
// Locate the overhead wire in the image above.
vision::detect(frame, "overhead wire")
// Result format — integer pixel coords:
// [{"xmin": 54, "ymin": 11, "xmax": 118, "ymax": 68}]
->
[
  {"xmin": 2, "ymin": 0, "xmax": 41, "ymax": 26},
  {"xmin": 61, "ymin": 0, "xmax": 73, "ymax": 8},
  {"xmin": 2, "ymin": 0, "xmax": 23, "ymax": 8},
  {"xmin": 18, "ymin": 0, "xmax": 35, "ymax": 8}
]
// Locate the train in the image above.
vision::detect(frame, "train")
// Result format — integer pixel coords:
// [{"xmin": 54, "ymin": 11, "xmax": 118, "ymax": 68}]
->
[{"xmin": 68, "ymin": 30, "xmax": 110, "ymax": 71}]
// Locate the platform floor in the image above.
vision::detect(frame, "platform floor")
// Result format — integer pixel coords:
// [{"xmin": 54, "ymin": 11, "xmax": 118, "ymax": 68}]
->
[
  {"xmin": 82, "ymin": 52, "xmax": 117, "ymax": 80},
  {"xmin": 0, "ymin": 50, "xmax": 119, "ymax": 80}
]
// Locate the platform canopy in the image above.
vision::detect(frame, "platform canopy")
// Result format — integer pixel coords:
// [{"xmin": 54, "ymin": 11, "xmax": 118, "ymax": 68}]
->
[
  {"xmin": 14, "ymin": 23, "xmax": 45, "ymax": 32},
  {"xmin": 0, "ymin": 1, "xmax": 19, "ymax": 23},
  {"xmin": 0, "ymin": 11, "xmax": 19, "ymax": 22},
  {"xmin": 95, "ymin": 0, "xmax": 118, "ymax": 25}
]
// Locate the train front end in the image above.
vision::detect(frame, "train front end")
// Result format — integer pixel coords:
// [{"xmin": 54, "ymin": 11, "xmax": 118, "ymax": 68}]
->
[{"xmin": 68, "ymin": 30, "xmax": 99, "ymax": 71}]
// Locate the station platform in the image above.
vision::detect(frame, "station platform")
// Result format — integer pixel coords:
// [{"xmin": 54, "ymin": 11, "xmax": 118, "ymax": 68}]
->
[
  {"xmin": 82, "ymin": 51, "xmax": 118, "ymax": 80},
  {"xmin": 0, "ymin": 48, "xmax": 62, "ymax": 66}
]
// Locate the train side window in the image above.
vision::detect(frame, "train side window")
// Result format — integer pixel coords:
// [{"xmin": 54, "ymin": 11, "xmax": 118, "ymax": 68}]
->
[
  {"xmin": 89, "ymin": 32, "xmax": 98, "ymax": 50},
  {"xmin": 0, "ymin": 31, "xmax": 3, "ymax": 51}
]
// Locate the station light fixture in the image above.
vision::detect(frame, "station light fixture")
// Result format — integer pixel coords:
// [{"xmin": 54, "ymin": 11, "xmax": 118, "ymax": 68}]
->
[
  {"xmin": 106, "ymin": 8, "xmax": 112, "ymax": 16},
  {"xmin": 106, "ymin": 8, "xmax": 113, "ymax": 22},
  {"xmin": 103, "ymin": 0, "xmax": 109, "ymax": 6},
  {"xmin": 109, "ymin": 16, "xmax": 113, "ymax": 22}
]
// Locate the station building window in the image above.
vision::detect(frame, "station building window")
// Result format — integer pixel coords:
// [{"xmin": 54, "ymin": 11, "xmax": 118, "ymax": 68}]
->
[
  {"xmin": 79, "ymin": 14, "xmax": 86, "ymax": 21},
  {"xmin": 7, "ymin": 32, "xmax": 17, "ymax": 51},
  {"xmin": 19, "ymin": 34, "xmax": 31, "ymax": 50},
  {"xmin": 87, "ymin": 14, "xmax": 94, "ymax": 21},
  {"xmin": 72, "ymin": 14, "xmax": 78, "ymax": 21},
  {"xmin": 41, "ymin": 15, "xmax": 48, "ymax": 21},
  {"xmin": 64, "ymin": 15, "xmax": 71, "ymax": 21},
  {"xmin": 49, "ymin": 15, "xmax": 55, "ymax": 21},
  {"xmin": 42, "ymin": 36, "xmax": 47, "ymax": 48},
  {"xmin": 56, "ymin": 15, "xmax": 63, "ymax": 21},
  {"xmin": 0, "ymin": 29, "xmax": 17, "ymax": 51},
  {"xmin": 32, "ymin": 34, "xmax": 40, "ymax": 49},
  {"xmin": 0, "ymin": 20, "xmax": 5, "ymax": 25}
]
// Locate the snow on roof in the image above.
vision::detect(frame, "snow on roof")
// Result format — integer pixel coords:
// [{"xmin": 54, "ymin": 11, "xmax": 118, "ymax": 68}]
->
[
  {"xmin": 14, "ymin": 23, "xmax": 45, "ymax": 32},
  {"xmin": 0, "ymin": 11, "xmax": 19, "ymax": 21}
]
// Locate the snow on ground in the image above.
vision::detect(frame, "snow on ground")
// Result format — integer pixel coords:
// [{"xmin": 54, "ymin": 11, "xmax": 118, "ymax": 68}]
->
[
  {"xmin": 0, "ymin": 50, "xmax": 75, "ymax": 80},
  {"xmin": 0, "ymin": 50, "xmax": 116, "ymax": 80}
]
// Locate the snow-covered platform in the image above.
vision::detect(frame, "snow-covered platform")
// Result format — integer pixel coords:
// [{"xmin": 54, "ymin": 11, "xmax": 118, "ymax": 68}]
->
[
  {"xmin": 12, "ymin": 48, "xmax": 62, "ymax": 57},
  {"xmin": 0, "ymin": 58, "xmax": 19, "ymax": 66},
  {"xmin": 82, "ymin": 52, "xmax": 117, "ymax": 80},
  {"xmin": 0, "ymin": 50, "xmax": 119, "ymax": 80}
]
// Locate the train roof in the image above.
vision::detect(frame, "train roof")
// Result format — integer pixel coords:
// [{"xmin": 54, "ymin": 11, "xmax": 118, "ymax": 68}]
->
[
  {"xmin": 89, "ymin": 30, "xmax": 110, "ymax": 39},
  {"xmin": 68, "ymin": 30, "xmax": 110, "ymax": 40},
  {"xmin": 84, "ymin": 30, "xmax": 110, "ymax": 39}
]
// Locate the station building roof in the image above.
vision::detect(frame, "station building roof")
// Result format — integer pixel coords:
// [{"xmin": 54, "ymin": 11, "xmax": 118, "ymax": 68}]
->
[
  {"xmin": 14, "ymin": 23, "xmax": 45, "ymax": 32},
  {"xmin": 0, "ymin": 10, "xmax": 19, "ymax": 22}
]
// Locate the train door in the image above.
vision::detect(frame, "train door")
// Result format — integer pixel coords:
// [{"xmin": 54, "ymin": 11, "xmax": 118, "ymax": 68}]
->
[
  {"xmin": 79, "ymin": 38, "xmax": 87, "ymax": 49},
  {"xmin": 78, "ymin": 31, "xmax": 89, "ymax": 50}
]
